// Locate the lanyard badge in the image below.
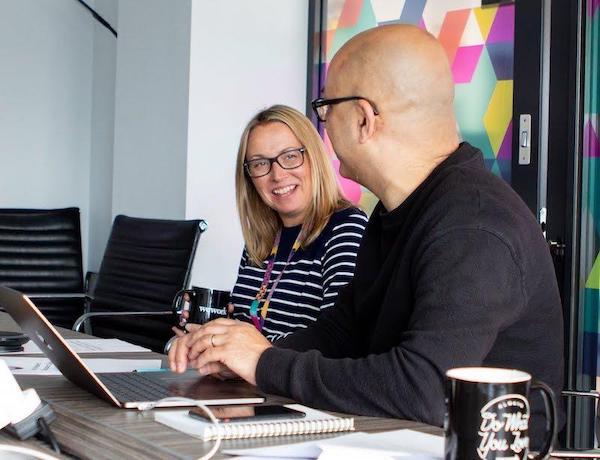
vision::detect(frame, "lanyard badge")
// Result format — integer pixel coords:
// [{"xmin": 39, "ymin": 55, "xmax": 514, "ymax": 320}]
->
[{"xmin": 250, "ymin": 228, "xmax": 303, "ymax": 331}]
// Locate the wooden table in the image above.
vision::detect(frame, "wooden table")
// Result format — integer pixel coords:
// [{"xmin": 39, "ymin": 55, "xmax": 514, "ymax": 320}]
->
[{"xmin": 0, "ymin": 312, "xmax": 441, "ymax": 459}]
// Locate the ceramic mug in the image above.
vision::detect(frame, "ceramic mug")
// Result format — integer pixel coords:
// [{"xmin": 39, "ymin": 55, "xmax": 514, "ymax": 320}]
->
[{"xmin": 444, "ymin": 367, "xmax": 556, "ymax": 460}]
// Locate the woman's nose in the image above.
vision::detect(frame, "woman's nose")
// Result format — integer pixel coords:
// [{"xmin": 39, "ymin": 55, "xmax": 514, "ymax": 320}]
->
[{"xmin": 269, "ymin": 161, "xmax": 288, "ymax": 180}]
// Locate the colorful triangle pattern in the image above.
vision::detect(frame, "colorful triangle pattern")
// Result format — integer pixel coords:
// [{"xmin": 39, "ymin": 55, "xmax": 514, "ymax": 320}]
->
[
  {"xmin": 587, "ymin": 252, "xmax": 600, "ymax": 289},
  {"xmin": 321, "ymin": 0, "xmax": 516, "ymax": 202}
]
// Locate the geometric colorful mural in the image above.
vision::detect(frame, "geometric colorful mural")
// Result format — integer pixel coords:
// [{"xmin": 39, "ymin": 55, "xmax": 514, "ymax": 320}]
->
[
  {"xmin": 314, "ymin": 0, "xmax": 515, "ymax": 212},
  {"xmin": 580, "ymin": 0, "xmax": 600, "ymax": 386}
]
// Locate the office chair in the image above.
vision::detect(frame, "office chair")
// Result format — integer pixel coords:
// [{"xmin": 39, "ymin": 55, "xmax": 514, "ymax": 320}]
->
[
  {"xmin": 73, "ymin": 215, "xmax": 207, "ymax": 352},
  {"xmin": 0, "ymin": 208, "xmax": 85, "ymax": 328},
  {"xmin": 547, "ymin": 390, "xmax": 600, "ymax": 458}
]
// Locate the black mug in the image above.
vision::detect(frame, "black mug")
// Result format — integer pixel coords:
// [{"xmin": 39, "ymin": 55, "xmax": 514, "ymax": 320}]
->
[
  {"xmin": 172, "ymin": 286, "xmax": 231, "ymax": 330},
  {"xmin": 445, "ymin": 367, "xmax": 556, "ymax": 460}
]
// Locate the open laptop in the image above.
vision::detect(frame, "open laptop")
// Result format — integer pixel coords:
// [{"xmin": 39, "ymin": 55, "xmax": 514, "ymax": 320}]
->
[{"xmin": 0, "ymin": 286, "xmax": 265, "ymax": 408}]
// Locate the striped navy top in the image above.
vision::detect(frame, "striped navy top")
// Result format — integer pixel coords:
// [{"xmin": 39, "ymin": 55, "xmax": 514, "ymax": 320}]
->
[{"xmin": 231, "ymin": 207, "xmax": 367, "ymax": 342}]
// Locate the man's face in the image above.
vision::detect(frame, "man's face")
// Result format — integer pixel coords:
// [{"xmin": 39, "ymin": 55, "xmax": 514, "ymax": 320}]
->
[{"xmin": 323, "ymin": 79, "xmax": 357, "ymax": 180}]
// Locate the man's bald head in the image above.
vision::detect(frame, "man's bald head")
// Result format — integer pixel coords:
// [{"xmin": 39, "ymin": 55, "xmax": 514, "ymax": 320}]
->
[
  {"xmin": 324, "ymin": 24, "xmax": 460, "ymax": 211},
  {"xmin": 327, "ymin": 24, "xmax": 455, "ymax": 120}
]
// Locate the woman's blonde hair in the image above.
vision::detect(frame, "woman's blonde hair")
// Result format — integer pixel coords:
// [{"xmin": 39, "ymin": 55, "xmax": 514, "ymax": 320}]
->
[{"xmin": 236, "ymin": 105, "xmax": 350, "ymax": 267}]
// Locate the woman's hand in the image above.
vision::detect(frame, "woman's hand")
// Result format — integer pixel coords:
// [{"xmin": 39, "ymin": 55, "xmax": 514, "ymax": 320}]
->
[{"xmin": 168, "ymin": 319, "xmax": 272, "ymax": 385}]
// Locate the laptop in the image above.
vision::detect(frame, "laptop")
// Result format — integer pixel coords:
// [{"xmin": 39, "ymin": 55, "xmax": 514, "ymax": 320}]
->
[{"xmin": 0, "ymin": 286, "xmax": 265, "ymax": 409}]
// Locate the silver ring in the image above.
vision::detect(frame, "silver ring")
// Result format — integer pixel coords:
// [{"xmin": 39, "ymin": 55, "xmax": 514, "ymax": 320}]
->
[{"xmin": 210, "ymin": 334, "xmax": 216, "ymax": 347}]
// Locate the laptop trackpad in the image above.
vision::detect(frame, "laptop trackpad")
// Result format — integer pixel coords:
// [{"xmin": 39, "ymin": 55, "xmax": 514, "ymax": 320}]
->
[{"xmin": 132, "ymin": 370, "xmax": 265, "ymax": 406}]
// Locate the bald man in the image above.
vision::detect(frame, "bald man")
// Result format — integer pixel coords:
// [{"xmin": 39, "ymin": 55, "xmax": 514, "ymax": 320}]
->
[{"xmin": 169, "ymin": 25, "xmax": 563, "ymax": 442}]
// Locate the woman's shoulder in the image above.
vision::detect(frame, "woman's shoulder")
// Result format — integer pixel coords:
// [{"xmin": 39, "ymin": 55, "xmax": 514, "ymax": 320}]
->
[
  {"xmin": 316, "ymin": 206, "xmax": 368, "ymax": 245},
  {"xmin": 328, "ymin": 206, "xmax": 368, "ymax": 229}
]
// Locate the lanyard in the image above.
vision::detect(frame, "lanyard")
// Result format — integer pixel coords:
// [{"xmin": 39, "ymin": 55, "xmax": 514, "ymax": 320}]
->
[{"xmin": 250, "ymin": 227, "xmax": 304, "ymax": 331}]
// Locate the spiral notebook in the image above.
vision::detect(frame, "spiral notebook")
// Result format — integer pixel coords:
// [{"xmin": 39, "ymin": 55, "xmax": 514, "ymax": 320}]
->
[{"xmin": 154, "ymin": 404, "xmax": 355, "ymax": 441}]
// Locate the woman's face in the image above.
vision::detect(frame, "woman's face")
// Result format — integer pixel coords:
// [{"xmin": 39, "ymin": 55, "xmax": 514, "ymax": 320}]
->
[{"xmin": 246, "ymin": 122, "xmax": 312, "ymax": 227}]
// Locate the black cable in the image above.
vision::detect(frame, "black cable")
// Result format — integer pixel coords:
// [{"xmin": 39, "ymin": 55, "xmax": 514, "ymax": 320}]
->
[
  {"xmin": 36, "ymin": 418, "xmax": 61, "ymax": 455},
  {"xmin": 75, "ymin": 0, "xmax": 117, "ymax": 38}
]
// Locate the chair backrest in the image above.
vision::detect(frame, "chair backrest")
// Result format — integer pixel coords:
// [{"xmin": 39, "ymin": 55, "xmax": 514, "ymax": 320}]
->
[
  {"xmin": 0, "ymin": 208, "xmax": 84, "ymax": 327},
  {"xmin": 90, "ymin": 215, "xmax": 205, "ymax": 352}
]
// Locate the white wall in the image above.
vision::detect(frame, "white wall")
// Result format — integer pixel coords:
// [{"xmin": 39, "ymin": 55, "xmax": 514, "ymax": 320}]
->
[
  {"xmin": 0, "ymin": 0, "xmax": 309, "ymax": 290},
  {"xmin": 0, "ymin": 0, "xmax": 95, "ymax": 268},
  {"xmin": 88, "ymin": 0, "xmax": 118, "ymax": 270},
  {"xmin": 111, "ymin": 0, "xmax": 192, "ymax": 220},
  {"xmin": 186, "ymin": 0, "xmax": 309, "ymax": 290}
]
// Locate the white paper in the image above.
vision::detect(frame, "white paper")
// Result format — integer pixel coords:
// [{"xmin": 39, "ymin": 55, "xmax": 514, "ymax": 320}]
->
[
  {"xmin": 222, "ymin": 436, "xmax": 349, "ymax": 458},
  {"xmin": 233, "ymin": 457, "xmax": 312, "ymax": 460},
  {"xmin": 317, "ymin": 430, "xmax": 442, "ymax": 459},
  {"xmin": 2, "ymin": 338, "xmax": 150, "ymax": 354},
  {"xmin": 222, "ymin": 429, "xmax": 443, "ymax": 460},
  {"xmin": 2, "ymin": 357, "xmax": 162, "ymax": 375}
]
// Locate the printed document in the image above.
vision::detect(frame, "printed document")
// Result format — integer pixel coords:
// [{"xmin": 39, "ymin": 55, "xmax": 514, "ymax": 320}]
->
[
  {"xmin": 3, "ymin": 357, "xmax": 162, "ymax": 375},
  {"xmin": 223, "ymin": 429, "xmax": 443, "ymax": 459},
  {"xmin": 0, "ymin": 338, "xmax": 151, "ymax": 354}
]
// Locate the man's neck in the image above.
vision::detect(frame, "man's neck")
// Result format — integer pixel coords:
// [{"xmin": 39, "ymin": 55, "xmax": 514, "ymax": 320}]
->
[
  {"xmin": 371, "ymin": 141, "xmax": 459, "ymax": 212},
  {"xmin": 376, "ymin": 164, "xmax": 434, "ymax": 212}
]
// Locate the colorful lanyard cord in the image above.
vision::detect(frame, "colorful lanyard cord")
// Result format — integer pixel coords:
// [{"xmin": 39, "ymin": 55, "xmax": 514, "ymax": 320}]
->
[{"xmin": 250, "ymin": 227, "xmax": 304, "ymax": 331}]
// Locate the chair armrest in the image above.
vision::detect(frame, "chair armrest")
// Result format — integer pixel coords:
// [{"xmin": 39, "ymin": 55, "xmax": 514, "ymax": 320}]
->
[
  {"xmin": 0, "ymin": 292, "xmax": 87, "ymax": 311},
  {"xmin": 547, "ymin": 450, "xmax": 600, "ymax": 458},
  {"xmin": 27, "ymin": 293, "xmax": 87, "ymax": 299},
  {"xmin": 562, "ymin": 390, "xmax": 600, "ymax": 399},
  {"xmin": 72, "ymin": 310, "xmax": 173, "ymax": 332}
]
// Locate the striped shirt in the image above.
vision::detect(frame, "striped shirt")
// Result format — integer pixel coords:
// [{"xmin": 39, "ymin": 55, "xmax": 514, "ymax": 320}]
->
[{"xmin": 231, "ymin": 207, "xmax": 367, "ymax": 342}]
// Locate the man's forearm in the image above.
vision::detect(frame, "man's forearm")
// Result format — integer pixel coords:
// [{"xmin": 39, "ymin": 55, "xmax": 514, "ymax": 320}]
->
[{"xmin": 255, "ymin": 345, "xmax": 447, "ymax": 426}]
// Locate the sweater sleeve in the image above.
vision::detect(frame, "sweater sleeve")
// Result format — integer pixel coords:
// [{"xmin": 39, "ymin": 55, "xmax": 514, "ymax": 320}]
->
[{"xmin": 256, "ymin": 228, "xmax": 525, "ymax": 426}]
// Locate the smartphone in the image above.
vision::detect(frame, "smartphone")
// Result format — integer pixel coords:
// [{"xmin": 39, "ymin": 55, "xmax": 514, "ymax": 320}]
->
[{"xmin": 188, "ymin": 404, "xmax": 306, "ymax": 423}]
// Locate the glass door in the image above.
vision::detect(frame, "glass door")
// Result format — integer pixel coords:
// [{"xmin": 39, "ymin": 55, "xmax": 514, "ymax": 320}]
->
[{"xmin": 571, "ymin": 0, "xmax": 600, "ymax": 447}]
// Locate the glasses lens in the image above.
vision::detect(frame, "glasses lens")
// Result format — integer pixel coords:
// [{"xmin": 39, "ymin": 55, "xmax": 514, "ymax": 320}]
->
[
  {"xmin": 247, "ymin": 159, "xmax": 270, "ymax": 177},
  {"xmin": 279, "ymin": 150, "xmax": 303, "ymax": 169}
]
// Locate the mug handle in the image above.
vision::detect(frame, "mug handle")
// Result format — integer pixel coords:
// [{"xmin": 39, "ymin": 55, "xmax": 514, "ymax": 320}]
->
[
  {"xmin": 528, "ymin": 380, "xmax": 557, "ymax": 460},
  {"xmin": 171, "ymin": 289, "xmax": 195, "ymax": 313},
  {"xmin": 171, "ymin": 289, "xmax": 197, "ymax": 331}
]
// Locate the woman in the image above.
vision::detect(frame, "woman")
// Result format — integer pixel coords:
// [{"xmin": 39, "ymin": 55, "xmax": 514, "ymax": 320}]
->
[{"xmin": 230, "ymin": 105, "xmax": 367, "ymax": 341}]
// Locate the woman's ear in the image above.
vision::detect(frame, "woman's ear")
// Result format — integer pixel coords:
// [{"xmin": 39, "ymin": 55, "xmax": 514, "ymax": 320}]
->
[{"xmin": 356, "ymin": 99, "xmax": 377, "ymax": 144}]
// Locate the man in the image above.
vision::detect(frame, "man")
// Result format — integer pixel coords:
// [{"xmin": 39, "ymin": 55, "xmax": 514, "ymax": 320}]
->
[{"xmin": 169, "ymin": 25, "xmax": 563, "ymax": 438}]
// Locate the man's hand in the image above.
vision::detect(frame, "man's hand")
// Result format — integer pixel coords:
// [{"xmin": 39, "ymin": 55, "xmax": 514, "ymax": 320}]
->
[{"xmin": 168, "ymin": 319, "xmax": 272, "ymax": 385}]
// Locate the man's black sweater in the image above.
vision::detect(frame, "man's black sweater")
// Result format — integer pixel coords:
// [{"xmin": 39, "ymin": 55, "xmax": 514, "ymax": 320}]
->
[{"xmin": 256, "ymin": 143, "xmax": 564, "ymax": 438}]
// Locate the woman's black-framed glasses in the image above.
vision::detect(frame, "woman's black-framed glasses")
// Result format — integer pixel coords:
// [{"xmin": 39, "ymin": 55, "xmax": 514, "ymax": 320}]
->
[
  {"xmin": 311, "ymin": 96, "xmax": 379, "ymax": 123},
  {"xmin": 244, "ymin": 147, "xmax": 306, "ymax": 178}
]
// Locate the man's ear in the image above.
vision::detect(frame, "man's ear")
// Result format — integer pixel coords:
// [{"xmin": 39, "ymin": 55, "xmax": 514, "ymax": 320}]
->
[{"xmin": 356, "ymin": 99, "xmax": 377, "ymax": 144}]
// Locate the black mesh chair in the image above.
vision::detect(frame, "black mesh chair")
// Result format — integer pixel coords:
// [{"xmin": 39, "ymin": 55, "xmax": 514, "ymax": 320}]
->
[
  {"xmin": 73, "ymin": 215, "xmax": 206, "ymax": 352},
  {"xmin": 0, "ymin": 208, "xmax": 85, "ymax": 328},
  {"xmin": 551, "ymin": 390, "xmax": 600, "ymax": 457}
]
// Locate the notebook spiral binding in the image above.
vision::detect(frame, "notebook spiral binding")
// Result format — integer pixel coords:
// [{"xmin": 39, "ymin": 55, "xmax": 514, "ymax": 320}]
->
[{"xmin": 202, "ymin": 417, "xmax": 355, "ymax": 441}]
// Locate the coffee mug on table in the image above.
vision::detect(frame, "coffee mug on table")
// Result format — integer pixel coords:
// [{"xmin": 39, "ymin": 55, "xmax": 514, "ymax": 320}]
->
[
  {"xmin": 172, "ymin": 286, "xmax": 231, "ymax": 330},
  {"xmin": 444, "ymin": 367, "xmax": 556, "ymax": 460}
]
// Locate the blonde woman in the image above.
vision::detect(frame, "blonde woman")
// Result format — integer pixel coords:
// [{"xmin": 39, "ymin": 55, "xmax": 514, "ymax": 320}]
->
[{"xmin": 230, "ymin": 105, "xmax": 367, "ymax": 342}]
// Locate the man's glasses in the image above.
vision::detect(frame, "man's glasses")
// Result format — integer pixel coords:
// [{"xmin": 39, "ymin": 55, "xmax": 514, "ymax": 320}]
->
[
  {"xmin": 311, "ymin": 96, "xmax": 379, "ymax": 123},
  {"xmin": 244, "ymin": 147, "xmax": 306, "ymax": 178}
]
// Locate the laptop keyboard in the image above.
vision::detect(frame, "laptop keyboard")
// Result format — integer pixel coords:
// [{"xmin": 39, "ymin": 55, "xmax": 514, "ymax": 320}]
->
[{"xmin": 98, "ymin": 372, "xmax": 172, "ymax": 402}]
